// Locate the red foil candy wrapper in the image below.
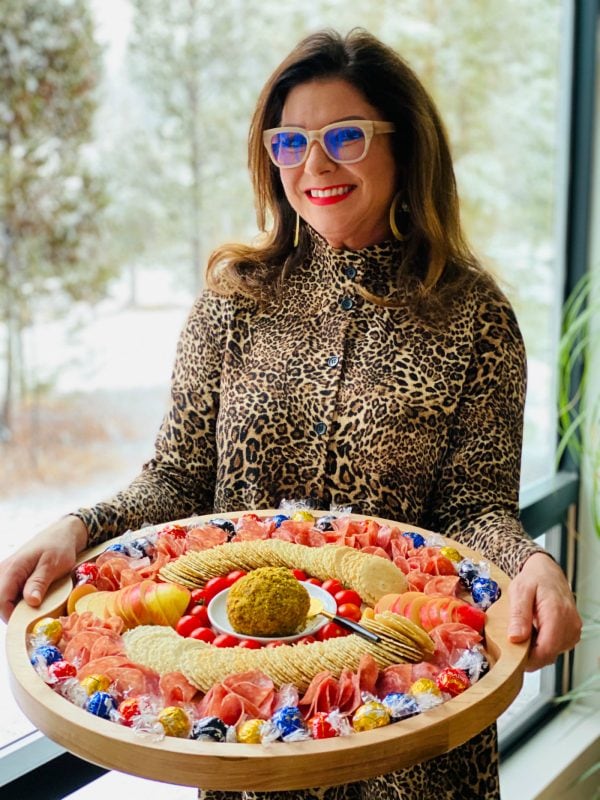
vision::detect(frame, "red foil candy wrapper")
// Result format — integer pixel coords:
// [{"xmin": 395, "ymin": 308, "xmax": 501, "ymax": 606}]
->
[
  {"xmin": 436, "ymin": 667, "xmax": 470, "ymax": 697},
  {"xmin": 74, "ymin": 562, "xmax": 99, "ymax": 585},
  {"xmin": 48, "ymin": 660, "xmax": 77, "ymax": 682},
  {"xmin": 308, "ymin": 712, "xmax": 337, "ymax": 739},
  {"xmin": 118, "ymin": 697, "xmax": 142, "ymax": 726}
]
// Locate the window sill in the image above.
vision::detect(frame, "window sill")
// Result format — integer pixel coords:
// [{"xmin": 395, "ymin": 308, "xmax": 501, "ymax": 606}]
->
[
  {"xmin": 0, "ymin": 730, "xmax": 63, "ymax": 787},
  {"xmin": 499, "ymin": 701, "xmax": 600, "ymax": 799}
]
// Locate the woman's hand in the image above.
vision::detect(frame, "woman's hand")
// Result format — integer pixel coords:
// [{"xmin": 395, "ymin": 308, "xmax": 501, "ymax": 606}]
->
[
  {"xmin": 507, "ymin": 552, "xmax": 582, "ymax": 671},
  {"xmin": 0, "ymin": 515, "xmax": 88, "ymax": 623}
]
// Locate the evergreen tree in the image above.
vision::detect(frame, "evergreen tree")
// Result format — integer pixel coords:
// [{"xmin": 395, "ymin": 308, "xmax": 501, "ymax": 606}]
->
[{"xmin": 0, "ymin": 0, "xmax": 111, "ymax": 437}]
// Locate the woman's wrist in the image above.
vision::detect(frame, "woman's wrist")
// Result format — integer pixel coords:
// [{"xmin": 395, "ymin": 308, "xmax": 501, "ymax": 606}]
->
[{"xmin": 64, "ymin": 514, "xmax": 89, "ymax": 553}]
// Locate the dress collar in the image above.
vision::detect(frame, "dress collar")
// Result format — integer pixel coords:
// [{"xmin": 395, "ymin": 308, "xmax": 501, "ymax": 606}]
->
[{"xmin": 305, "ymin": 224, "xmax": 404, "ymax": 297}]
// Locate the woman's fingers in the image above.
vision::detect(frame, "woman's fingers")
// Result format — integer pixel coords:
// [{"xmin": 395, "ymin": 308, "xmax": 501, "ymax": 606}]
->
[{"xmin": 508, "ymin": 552, "xmax": 582, "ymax": 672}]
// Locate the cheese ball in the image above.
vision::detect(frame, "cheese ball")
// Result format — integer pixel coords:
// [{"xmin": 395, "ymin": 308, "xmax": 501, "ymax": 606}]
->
[{"xmin": 226, "ymin": 567, "xmax": 310, "ymax": 637}]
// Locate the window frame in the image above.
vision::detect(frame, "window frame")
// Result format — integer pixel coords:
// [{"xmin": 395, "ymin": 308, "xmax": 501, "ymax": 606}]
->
[{"xmin": 1, "ymin": 0, "xmax": 597, "ymax": 794}]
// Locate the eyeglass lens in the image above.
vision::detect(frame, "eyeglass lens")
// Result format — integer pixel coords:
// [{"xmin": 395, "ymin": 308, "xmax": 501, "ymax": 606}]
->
[{"xmin": 270, "ymin": 124, "xmax": 366, "ymax": 166}]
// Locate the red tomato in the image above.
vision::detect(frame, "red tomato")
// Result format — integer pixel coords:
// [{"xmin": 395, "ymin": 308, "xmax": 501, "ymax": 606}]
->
[
  {"xmin": 188, "ymin": 605, "xmax": 210, "ymax": 625},
  {"xmin": 202, "ymin": 576, "xmax": 230, "ymax": 602},
  {"xmin": 455, "ymin": 603, "xmax": 486, "ymax": 633},
  {"xmin": 305, "ymin": 577, "xmax": 323, "ymax": 587},
  {"xmin": 321, "ymin": 579, "xmax": 343, "ymax": 596},
  {"xmin": 265, "ymin": 640, "xmax": 286, "ymax": 648},
  {"xmin": 213, "ymin": 633, "xmax": 240, "ymax": 648},
  {"xmin": 238, "ymin": 639, "xmax": 262, "ymax": 649},
  {"xmin": 189, "ymin": 626, "xmax": 216, "ymax": 643},
  {"xmin": 190, "ymin": 588, "xmax": 206, "ymax": 605},
  {"xmin": 175, "ymin": 614, "xmax": 203, "ymax": 638},
  {"xmin": 225, "ymin": 570, "xmax": 247, "ymax": 586},
  {"xmin": 291, "ymin": 569, "xmax": 308, "ymax": 581},
  {"xmin": 334, "ymin": 589, "xmax": 362, "ymax": 607},
  {"xmin": 296, "ymin": 635, "xmax": 316, "ymax": 645},
  {"xmin": 336, "ymin": 602, "xmax": 362, "ymax": 622},
  {"xmin": 317, "ymin": 622, "xmax": 348, "ymax": 641}
]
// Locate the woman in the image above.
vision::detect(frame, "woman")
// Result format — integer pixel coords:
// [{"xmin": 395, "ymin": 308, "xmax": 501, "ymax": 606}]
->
[{"xmin": 0, "ymin": 28, "xmax": 581, "ymax": 799}]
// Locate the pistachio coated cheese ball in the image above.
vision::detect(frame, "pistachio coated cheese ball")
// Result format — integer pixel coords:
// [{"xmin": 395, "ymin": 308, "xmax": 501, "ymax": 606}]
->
[{"xmin": 226, "ymin": 566, "xmax": 310, "ymax": 637}]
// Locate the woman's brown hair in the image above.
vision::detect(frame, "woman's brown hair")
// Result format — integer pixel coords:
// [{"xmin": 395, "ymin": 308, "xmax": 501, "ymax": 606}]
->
[{"xmin": 206, "ymin": 28, "xmax": 482, "ymax": 305}]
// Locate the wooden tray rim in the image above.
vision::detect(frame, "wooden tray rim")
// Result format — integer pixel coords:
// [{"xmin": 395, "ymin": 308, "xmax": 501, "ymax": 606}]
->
[{"xmin": 6, "ymin": 510, "xmax": 529, "ymax": 791}]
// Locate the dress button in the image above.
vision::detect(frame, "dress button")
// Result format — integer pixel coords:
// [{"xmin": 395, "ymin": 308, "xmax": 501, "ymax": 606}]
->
[
  {"xmin": 314, "ymin": 422, "xmax": 327, "ymax": 436},
  {"xmin": 340, "ymin": 297, "xmax": 354, "ymax": 311},
  {"xmin": 345, "ymin": 266, "xmax": 357, "ymax": 279},
  {"xmin": 327, "ymin": 355, "xmax": 339, "ymax": 368}
]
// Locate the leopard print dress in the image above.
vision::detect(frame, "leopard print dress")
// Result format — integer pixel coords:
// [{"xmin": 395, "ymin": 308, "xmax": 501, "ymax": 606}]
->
[{"xmin": 74, "ymin": 226, "xmax": 545, "ymax": 799}]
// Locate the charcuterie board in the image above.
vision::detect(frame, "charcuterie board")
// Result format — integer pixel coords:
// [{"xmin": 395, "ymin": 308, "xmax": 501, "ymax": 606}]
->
[{"xmin": 6, "ymin": 511, "xmax": 529, "ymax": 791}]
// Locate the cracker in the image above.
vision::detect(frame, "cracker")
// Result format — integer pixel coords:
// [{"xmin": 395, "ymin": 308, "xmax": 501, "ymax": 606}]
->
[
  {"xmin": 354, "ymin": 557, "xmax": 407, "ymax": 605},
  {"xmin": 376, "ymin": 611, "xmax": 435, "ymax": 654}
]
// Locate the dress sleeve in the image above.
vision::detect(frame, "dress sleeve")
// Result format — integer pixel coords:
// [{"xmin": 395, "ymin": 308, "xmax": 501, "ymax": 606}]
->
[
  {"xmin": 72, "ymin": 291, "xmax": 229, "ymax": 546},
  {"xmin": 426, "ymin": 283, "xmax": 547, "ymax": 578}
]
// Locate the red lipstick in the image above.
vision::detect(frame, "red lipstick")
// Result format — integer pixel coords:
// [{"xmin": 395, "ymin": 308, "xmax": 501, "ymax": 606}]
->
[{"xmin": 305, "ymin": 185, "xmax": 355, "ymax": 205}]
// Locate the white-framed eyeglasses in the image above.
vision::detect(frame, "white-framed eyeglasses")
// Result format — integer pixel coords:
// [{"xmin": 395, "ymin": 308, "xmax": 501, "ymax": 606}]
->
[{"xmin": 263, "ymin": 119, "xmax": 396, "ymax": 168}]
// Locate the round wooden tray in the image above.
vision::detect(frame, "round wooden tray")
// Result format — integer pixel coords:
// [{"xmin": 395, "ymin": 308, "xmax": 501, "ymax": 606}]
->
[{"xmin": 6, "ymin": 511, "xmax": 529, "ymax": 791}]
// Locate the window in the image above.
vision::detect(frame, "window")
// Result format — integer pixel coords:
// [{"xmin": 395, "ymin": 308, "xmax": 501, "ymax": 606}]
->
[{"xmin": 0, "ymin": 0, "xmax": 588, "ymax": 794}]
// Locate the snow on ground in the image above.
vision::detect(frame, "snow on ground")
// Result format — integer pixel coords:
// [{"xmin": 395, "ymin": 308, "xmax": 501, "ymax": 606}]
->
[
  {"xmin": 1, "ymin": 271, "xmax": 191, "ymax": 546},
  {"xmin": 0, "ymin": 273, "xmax": 192, "ymax": 749},
  {"xmin": 23, "ymin": 269, "xmax": 191, "ymax": 395}
]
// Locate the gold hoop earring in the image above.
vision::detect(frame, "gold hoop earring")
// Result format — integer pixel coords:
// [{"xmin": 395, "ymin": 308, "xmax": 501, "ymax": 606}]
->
[
  {"xmin": 389, "ymin": 193, "xmax": 404, "ymax": 241},
  {"xmin": 293, "ymin": 212, "xmax": 300, "ymax": 247}
]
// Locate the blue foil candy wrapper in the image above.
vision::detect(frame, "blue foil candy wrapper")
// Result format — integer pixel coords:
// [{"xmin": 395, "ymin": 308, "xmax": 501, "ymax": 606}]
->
[
  {"xmin": 382, "ymin": 692, "xmax": 419, "ymax": 720},
  {"xmin": 457, "ymin": 559, "xmax": 480, "ymax": 588},
  {"xmin": 191, "ymin": 716, "xmax": 228, "ymax": 742},
  {"xmin": 125, "ymin": 537, "xmax": 155, "ymax": 558},
  {"xmin": 87, "ymin": 691, "xmax": 116, "ymax": 719},
  {"xmin": 209, "ymin": 518, "xmax": 236, "ymax": 539},
  {"xmin": 402, "ymin": 531, "xmax": 426, "ymax": 548},
  {"xmin": 105, "ymin": 543, "xmax": 127, "ymax": 554},
  {"xmin": 271, "ymin": 514, "xmax": 289, "ymax": 528},
  {"xmin": 31, "ymin": 645, "xmax": 63, "ymax": 668},
  {"xmin": 271, "ymin": 706, "xmax": 306, "ymax": 739},
  {"xmin": 471, "ymin": 577, "xmax": 501, "ymax": 609},
  {"xmin": 315, "ymin": 515, "xmax": 336, "ymax": 531},
  {"xmin": 453, "ymin": 646, "xmax": 489, "ymax": 682}
]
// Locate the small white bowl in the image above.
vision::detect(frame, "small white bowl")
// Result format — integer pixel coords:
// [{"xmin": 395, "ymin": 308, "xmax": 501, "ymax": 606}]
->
[{"xmin": 207, "ymin": 581, "xmax": 337, "ymax": 644}]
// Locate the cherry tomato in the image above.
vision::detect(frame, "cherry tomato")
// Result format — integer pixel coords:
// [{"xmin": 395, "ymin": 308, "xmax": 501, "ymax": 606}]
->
[
  {"xmin": 336, "ymin": 602, "xmax": 362, "ymax": 622},
  {"xmin": 291, "ymin": 569, "xmax": 308, "ymax": 581},
  {"xmin": 455, "ymin": 603, "xmax": 486, "ymax": 633},
  {"xmin": 265, "ymin": 640, "xmax": 286, "ymax": 648},
  {"xmin": 202, "ymin": 576, "xmax": 230, "ymax": 602},
  {"xmin": 317, "ymin": 622, "xmax": 348, "ymax": 641},
  {"xmin": 238, "ymin": 639, "xmax": 262, "ymax": 649},
  {"xmin": 188, "ymin": 605, "xmax": 210, "ymax": 625},
  {"xmin": 190, "ymin": 588, "xmax": 206, "ymax": 605},
  {"xmin": 304, "ymin": 577, "xmax": 323, "ymax": 587},
  {"xmin": 189, "ymin": 626, "xmax": 216, "ymax": 643},
  {"xmin": 213, "ymin": 633, "xmax": 240, "ymax": 648},
  {"xmin": 334, "ymin": 589, "xmax": 362, "ymax": 607},
  {"xmin": 296, "ymin": 635, "xmax": 317, "ymax": 645},
  {"xmin": 175, "ymin": 614, "xmax": 203, "ymax": 638},
  {"xmin": 225, "ymin": 570, "xmax": 247, "ymax": 586},
  {"xmin": 321, "ymin": 579, "xmax": 343, "ymax": 596}
]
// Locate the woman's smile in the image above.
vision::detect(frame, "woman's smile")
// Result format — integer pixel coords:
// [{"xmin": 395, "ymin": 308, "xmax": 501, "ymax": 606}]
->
[{"xmin": 305, "ymin": 184, "xmax": 355, "ymax": 204}]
